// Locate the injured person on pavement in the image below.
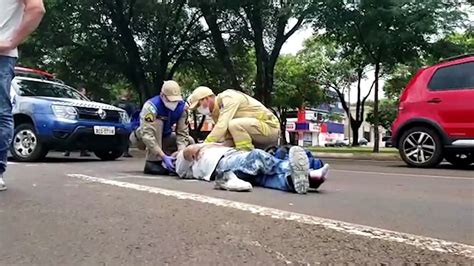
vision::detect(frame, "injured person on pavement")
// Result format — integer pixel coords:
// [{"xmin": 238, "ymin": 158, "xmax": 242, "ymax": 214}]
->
[{"xmin": 174, "ymin": 144, "xmax": 329, "ymax": 194}]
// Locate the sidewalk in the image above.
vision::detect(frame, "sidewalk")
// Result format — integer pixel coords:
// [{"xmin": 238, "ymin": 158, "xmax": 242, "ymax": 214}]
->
[
  {"xmin": 312, "ymin": 152, "xmax": 400, "ymax": 161},
  {"xmin": 308, "ymin": 147, "xmax": 401, "ymax": 161}
]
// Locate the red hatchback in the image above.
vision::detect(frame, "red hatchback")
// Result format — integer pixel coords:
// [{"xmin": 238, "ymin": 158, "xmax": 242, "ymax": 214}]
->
[{"xmin": 392, "ymin": 54, "xmax": 474, "ymax": 168}]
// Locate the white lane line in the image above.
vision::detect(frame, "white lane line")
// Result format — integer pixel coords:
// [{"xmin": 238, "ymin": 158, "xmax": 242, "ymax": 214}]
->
[
  {"xmin": 112, "ymin": 175, "xmax": 168, "ymax": 180},
  {"xmin": 333, "ymin": 169, "xmax": 474, "ymax": 181},
  {"xmin": 7, "ymin": 162, "xmax": 18, "ymax": 165},
  {"xmin": 68, "ymin": 173, "xmax": 474, "ymax": 258}
]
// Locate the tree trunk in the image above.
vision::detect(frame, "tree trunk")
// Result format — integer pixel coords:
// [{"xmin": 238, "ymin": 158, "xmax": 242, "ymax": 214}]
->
[
  {"xmin": 373, "ymin": 62, "xmax": 381, "ymax": 153},
  {"xmin": 201, "ymin": 5, "xmax": 242, "ymax": 90},
  {"xmin": 279, "ymin": 108, "xmax": 288, "ymax": 145},
  {"xmin": 351, "ymin": 120, "xmax": 362, "ymax": 147},
  {"xmin": 332, "ymin": 87, "xmax": 365, "ymax": 148},
  {"xmin": 263, "ymin": 61, "xmax": 274, "ymax": 105},
  {"xmin": 253, "ymin": 36, "xmax": 267, "ymax": 102}
]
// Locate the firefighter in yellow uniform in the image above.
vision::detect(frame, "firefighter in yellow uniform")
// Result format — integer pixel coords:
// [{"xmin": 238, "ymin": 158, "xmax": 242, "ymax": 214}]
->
[{"xmin": 187, "ymin": 86, "xmax": 280, "ymax": 150}]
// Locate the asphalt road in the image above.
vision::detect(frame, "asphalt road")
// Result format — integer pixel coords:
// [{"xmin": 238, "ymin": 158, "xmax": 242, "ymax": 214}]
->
[{"xmin": 0, "ymin": 153, "xmax": 473, "ymax": 264}]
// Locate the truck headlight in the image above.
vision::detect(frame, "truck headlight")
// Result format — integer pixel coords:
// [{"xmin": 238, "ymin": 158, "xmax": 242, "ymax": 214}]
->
[
  {"xmin": 52, "ymin": 105, "xmax": 78, "ymax": 120},
  {"xmin": 119, "ymin": 111, "xmax": 130, "ymax": 124}
]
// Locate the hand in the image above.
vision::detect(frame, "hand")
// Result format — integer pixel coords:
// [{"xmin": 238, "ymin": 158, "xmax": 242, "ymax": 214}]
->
[
  {"xmin": 162, "ymin": 155, "xmax": 176, "ymax": 171},
  {"xmin": 0, "ymin": 40, "xmax": 14, "ymax": 52}
]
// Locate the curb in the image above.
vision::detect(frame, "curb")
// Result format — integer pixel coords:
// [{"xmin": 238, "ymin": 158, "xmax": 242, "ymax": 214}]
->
[{"xmin": 312, "ymin": 152, "xmax": 401, "ymax": 161}]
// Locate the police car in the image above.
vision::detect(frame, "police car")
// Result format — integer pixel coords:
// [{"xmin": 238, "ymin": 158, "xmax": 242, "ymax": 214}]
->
[{"xmin": 10, "ymin": 67, "xmax": 131, "ymax": 161}]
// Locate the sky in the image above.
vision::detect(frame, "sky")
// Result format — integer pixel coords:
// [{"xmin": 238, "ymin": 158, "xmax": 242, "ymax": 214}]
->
[
  {"xmin": 279, "ymin": 3, "xmax": 473, "ymax": 103},
  {"xmin": 280, "ymin": 26, "xmax": 384, "ymax": 103}
]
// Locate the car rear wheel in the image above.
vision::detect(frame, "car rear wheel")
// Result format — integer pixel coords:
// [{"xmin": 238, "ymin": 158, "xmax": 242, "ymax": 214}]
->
[
  {"xmin": 10, "ymin": 124, "xmax": 48, "ymax": 162},
  {"xmin": 444, "ymin": 152, "xmax": 474, "ymax": 167},
  {"xmin": 94, "ymin": 150, "xmax": 123, "ymax": 161},
  {"xmin": 399, "ymin": 127, "xmax": 443, "ymax": 168}
]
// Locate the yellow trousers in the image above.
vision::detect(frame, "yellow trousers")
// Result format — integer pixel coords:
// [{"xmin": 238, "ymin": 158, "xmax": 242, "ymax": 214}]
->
[{"xmin": 227, "ymin": 117, "xmax": 280, "ymax": 150}]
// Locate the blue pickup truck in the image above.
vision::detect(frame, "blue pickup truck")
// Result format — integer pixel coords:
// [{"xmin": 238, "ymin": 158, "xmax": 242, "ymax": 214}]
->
[{"xmin": 9, "ymin": 68, "xmax": 131, "ymax": 162}]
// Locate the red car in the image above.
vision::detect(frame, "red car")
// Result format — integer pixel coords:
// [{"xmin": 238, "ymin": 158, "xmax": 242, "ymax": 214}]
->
[{"xmin": 392, "ymin": 54, "xmax": 474, "ymax": 168}]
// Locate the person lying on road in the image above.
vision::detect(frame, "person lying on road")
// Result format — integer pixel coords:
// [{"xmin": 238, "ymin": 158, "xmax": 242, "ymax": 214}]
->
[{"xmin": 174, "ymin": 144, "xmax": 329, "ymax": 194}]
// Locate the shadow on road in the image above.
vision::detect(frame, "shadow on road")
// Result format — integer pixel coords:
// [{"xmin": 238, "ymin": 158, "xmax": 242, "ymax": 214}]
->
[
  {"xmin": 8, "ymin": 157, "xmax": 100, "ymax": 163},
  {"xmin": 391, "ymin": 163, "xmax": 474, "ymax": 171}
]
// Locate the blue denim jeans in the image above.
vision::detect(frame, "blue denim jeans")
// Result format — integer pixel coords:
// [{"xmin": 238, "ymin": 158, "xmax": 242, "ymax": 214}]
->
[
  {"xmin": 0, "ymin": 56, "xmax": 16, "ymax": 175},
  {"xmin": 216, "ymin": 149, "xmax": 293, "ymax": 192}
]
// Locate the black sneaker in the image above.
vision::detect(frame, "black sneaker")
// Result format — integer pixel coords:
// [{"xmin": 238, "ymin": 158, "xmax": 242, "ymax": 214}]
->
[{"xmin": 144, "ymin": 161, "xmax": 169, "ymax": 175}]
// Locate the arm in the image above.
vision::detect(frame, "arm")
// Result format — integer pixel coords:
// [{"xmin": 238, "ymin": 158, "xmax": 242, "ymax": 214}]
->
[
  {"xmin": 205, "ymin": 96, "xmax": 241, "ymax": 143},
  {"xmin": 0, "ymin": 0, "xmax": 45, "ymax": 51},
  {"xmin": 139, "ymin": 102, "xmax": 166, "ymax": 158},
  {"xmin": 175, "ymin": 110, "xmax": 191, "ymax": 151},
  {"xmin": 141, "ymin": 120, "xmax": 166, "ymax": 158},
  {"xmin": 175, "ymin": 150, "xmax": 194, "ymax": 179}
]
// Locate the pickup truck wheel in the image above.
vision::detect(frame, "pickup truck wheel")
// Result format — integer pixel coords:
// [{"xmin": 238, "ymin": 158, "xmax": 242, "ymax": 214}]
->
[
  {"xmin": 94, "ymin": 150, "xmax": 123, "ymax": 161},
  {"xmin": 444, "ymin": 152, "xmax": 473, "ymax": 167},
  {"xmin": 10, "ymin": 124, "xmax": 48, "ymax": 162}
]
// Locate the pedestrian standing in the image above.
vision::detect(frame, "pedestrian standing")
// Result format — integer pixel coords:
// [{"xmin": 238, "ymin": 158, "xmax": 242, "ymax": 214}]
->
[
  {"xmin": 115, "ymin": 90, "xmax": 137, "ymax": 157},
  {"xmin": 64, "ymin": 83, "xmax": 91, "ymax": 157},
  {"xmin": 0, "ymin": 0, "xmax": 46, "ymax": 191}
]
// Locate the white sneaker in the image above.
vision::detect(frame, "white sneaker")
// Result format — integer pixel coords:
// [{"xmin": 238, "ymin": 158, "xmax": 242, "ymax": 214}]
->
[
  {"xmin": 309, "ymin": 164, "xmax": 330, "ymax": 179},
  {"xmin": 215, "ymin": 172, "xmax": 252, "ymax": 192},
  {"xmin": 288, "ymin": 146, "xmax": 310, "ymax": 194},
  {"xmin": 0, "ymin": 176, "xmax": 7, "ymax": 191}
]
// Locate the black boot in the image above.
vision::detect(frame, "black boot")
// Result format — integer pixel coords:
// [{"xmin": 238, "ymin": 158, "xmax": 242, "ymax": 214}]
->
[{"xmin": 144, "ymin": 161, "xmax": 169, "ymax": 175}]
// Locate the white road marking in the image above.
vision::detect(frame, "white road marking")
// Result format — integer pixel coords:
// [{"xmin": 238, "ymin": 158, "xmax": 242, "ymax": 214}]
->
[
  {"xmin": 6, "ymin": 162, "xmax": 18, "ymax": 165},
  {"xmin": 333, "ymin": 169, "xmax": 474, "ymax": 181},
  {"xmin": 112, "ymin": 174, "xmax": 167, "ymax": 180},
  {"xmin": 68, "ymin": 173, "xmax": 474, "ymax": 258}
]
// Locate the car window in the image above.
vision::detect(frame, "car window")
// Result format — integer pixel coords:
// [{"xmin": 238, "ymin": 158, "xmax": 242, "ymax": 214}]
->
[
  {"xmin": 15, "ymin": 80, "xmax": 88, "ymax": 101},
  {"xmin": 428, "ymin": 61, "xmax": 474, "ymax": 91}
]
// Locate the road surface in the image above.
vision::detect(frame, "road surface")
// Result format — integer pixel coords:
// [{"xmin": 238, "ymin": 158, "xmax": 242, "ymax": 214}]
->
[{"xmin": 1, "ymin": 154, "xmax": 473, "ymax": 264}]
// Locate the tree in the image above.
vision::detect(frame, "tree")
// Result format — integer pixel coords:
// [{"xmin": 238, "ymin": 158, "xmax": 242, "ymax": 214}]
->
[
  {"xmin": 299, "ymin": 37, "xmax": 373, "ymax": 146},
  {"xmin": 317, "ymin": 0, "xmax": 467, "ymax": 152},
  {"xmin": 273, "ymin": 55, "xmax": 326, "ymax": 144},
  {"xmin": 192, "ymin": 1, "xmax": 319, "ymax": 105},
  {"xmin": 20, "ymin": 0, "xmax": 210, "ymax": 101},
  {"xmin": 366, "ymin": 99, "xmax": 398, "ymax": 131},
  {"xmin": 384, "ymin": 30, "xmax": 474, "ymax": 100}
]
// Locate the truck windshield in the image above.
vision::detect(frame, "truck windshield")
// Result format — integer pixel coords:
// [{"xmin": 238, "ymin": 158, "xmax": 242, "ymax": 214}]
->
[{"xmin": 16, "ymin": 80, "xmax": 88, "ymax": 101}]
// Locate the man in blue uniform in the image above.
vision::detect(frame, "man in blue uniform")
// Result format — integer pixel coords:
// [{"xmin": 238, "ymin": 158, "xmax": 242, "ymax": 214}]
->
[{"xmin": 131, "ymin": 81, "xmax": 194, "ymax": 175}]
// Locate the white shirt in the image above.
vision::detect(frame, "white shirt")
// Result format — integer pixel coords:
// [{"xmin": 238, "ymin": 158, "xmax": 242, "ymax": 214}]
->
[
  {"xmin": 0, "ymin": 0, "xmax": 25, "ymax": 57},
  {"xmin": 176, "ymin": 146, "xmax": 233, "ymax": 181}
]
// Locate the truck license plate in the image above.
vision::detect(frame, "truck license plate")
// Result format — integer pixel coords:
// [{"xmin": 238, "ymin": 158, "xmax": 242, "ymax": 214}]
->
[{"xmin": 93, "ymin": 126, "xmax": 115, "ymax": 136}]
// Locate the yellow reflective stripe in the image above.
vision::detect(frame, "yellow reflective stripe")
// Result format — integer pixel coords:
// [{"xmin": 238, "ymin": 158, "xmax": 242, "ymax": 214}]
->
[
  {"xmin": 256, "ymin": 112, "xmax": 279, "ymax": 136},
  {"xmin": 205, "ymin": 136, "xmax": 218, "ymax": 143},
  {"xmin": 234, "ymin": 140, "xmax": 254, "ymax": 151}
]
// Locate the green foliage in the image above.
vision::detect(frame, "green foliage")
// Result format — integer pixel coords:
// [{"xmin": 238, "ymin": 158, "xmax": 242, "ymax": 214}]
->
[
  {"xmin": 366, "ymin": 99, "xmax": 398, "ymax": 131},
  {"xmin": 316, "ymin": 0, "xmax": 467, "ymax": 151},
  {"xmin": 174, "ymin": 43, "xmax": 256, "ymax": 97},
  {"xmin": 273, "ymin": 55, "xmax": 325, "ymax": 110},
  {"xmin": 20, "ymin": 0, "xmax": 210, "ymax": 101},
  {"xmin": 317, "ymin": 0, "xmax": 466, "ymax": 66},
  {"xmin": 384, "ymin": 31, "xmax": 474, "ymax": 100}
]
